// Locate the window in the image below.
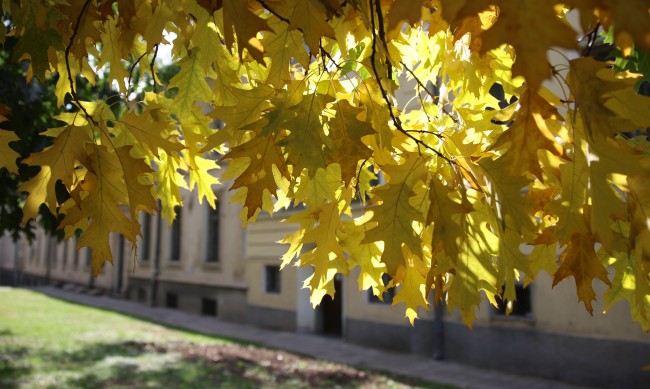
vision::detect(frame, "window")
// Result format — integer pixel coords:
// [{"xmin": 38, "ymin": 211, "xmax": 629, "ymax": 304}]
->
[
  {"xmin": 493, "ymin": 284, "xmax": 532, "ymax": 318},
  {"xmin": 170, "ymin": 206, "xmax": 182, "ymax": 261},
  {"xmin": 368, "ymin": 273, "xmax": 395, "ymax": 304},
  {"xmin": 264, "ymin": 265, "xmax": 281, "ymax": 294},
  {"xmin": 166, "ymin": 292, "xmax": 178, "ymax": 309},
  {"xmin": 206, "ymin": 201, "xmax": 220, "ymax": 262},
  {"xmin": 201, "ymin": 298, "xmax": 218, "ymax": 316},
  {"xmin": 141, "ymin": 213, "xmax": 152, "ymax": 261}
]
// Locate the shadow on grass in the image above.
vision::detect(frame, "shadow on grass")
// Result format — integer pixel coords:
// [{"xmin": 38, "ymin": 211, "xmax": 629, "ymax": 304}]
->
[
  {"xmin": 28, "ymin": 289, "xmax": 452, "ymax": 388},
  {"xmin": 0, "ymin": 330, "xmax": 32, "ymax": 389},
  {"xmin": 44, "ymin": 340, "xmax": 375, "ymax": 389},
  {"xmin": 46, "ymin": 340, "xmax": 153, "ymax": 364}
]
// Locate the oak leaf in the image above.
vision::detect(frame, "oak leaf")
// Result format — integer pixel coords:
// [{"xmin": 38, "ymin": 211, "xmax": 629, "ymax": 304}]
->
[
  {"xmin": 446, "ymin": 0, "xmax": 576, "ymax": 90},
  {"xmin": 568, "ymin": 57, "xmax": 650, "ymax": 138},
  {"xmin": 491, "ymin": 88, "xmax": 565, "ymax": 178},
  {"xmin": 363, "ymin": 153, "xmax": 429, "ymax": 274},
  {"xmin": 0, "ymin": 107, "xmax": 19, "ymax": 174},
  {"xmin": 221, "ymin": 0, "xmax": 269, "ymax": 62},
  {"xmin": 225, "ymin": 132, "xmax": 290, "ymax": 219},
  {"xmin": 553, "ymin": 232, "xmax": 611, "ymax": 314},
  {"xmin": 19, "ymin": 125, "xmax": 91, "ymax": 222},
  {"xmin": 326, "ymin": 100, "xmax": 375, "ymax": 184}
]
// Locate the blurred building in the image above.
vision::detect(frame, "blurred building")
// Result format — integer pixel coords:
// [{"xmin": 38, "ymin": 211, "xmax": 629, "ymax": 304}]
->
[{"xmin": 1, "ymin": 186, "xmax": 648, "ymax": 388}]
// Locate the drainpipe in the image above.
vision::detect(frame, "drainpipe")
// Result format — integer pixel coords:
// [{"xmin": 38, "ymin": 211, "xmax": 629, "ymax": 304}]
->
[
  {"xmin": 12, "ymin": 239, "xmax": 20, "ymax": 286},
  {"xmin": 88, "ymin": 249, "xmax": 94, "ymax": 290},
  {"xmin": 150, "ymin": 205, "xmax": 162, "ymax": 307},
  {"xmin": 115, "ymin": 234, "xmax": 125, "ymax": 297},
  {"xmin": 45, "ymin": 236, "xmax": 51, "ymax": 284},
  {"xmin": 433, "ymin": 299, "xmax": 445, "ymax": 360}
]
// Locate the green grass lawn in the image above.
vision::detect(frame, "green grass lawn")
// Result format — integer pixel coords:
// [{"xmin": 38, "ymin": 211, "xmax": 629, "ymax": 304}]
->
[{"xmin": 0, "ymin": 288, "xmax": 453, "ymax": 389}]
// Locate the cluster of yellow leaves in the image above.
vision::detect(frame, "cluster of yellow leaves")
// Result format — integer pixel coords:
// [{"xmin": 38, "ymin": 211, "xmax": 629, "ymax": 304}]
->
[{"xmin": 1, "ymin": 0, "xmax": 649, "ymax": 330}]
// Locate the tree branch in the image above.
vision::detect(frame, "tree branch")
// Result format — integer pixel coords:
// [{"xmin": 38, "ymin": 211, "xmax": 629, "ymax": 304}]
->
[
  {"xmin": 64, "ymin": 0, "xmax": 97, "ymax": 125},
  {"xmin": 151, "ymin": 44, "xmax": 159, "ymax": 93},
  {"xmin": 257, "ymin": 0, "xmax": 291, "ymax": 25},
  {"xmin": 368, "ymin": 0, "xmax": 451, "ymax": 164},
  {"xmin": 128, "ymin": 50, "xmax": 149, "ymax": 93},
  {"xmin": 400, "ymin": 60, "xmax": 458, "ymax": 126}
]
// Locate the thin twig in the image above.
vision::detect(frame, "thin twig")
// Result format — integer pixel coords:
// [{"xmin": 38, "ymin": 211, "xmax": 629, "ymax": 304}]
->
[
  {"xmin": 128, "ymin": 50, "xmax": 149, "ymax": 92},
  {"xmin": 400, "ymin": 61, "xmax": 458, "ymax": 126},
  {"xmin": 257, "ymin": 0, "xmax": 291, "ymax": 25},
  {"xmin": 319, "ymin": 43, "xmax": 344, "ymax": 72},
  {"xmin": 257, "ymin": 0, "xmax": 315, "ymax": 59},
  {"xmin": 368, "ymin": 0, "xmax": 451, "ymax": 163},
  {"xmin": 372, "ymin": 0, "xmax": 392, "ymax": 79},
  {"xmin": 64, "ymin": 0, "xmax": 97, "ymax": 125},
  {"xmin": 584, "ymin": 21, "xmax": 601, "ymax": 57},
  {"xmin": 150, "ymin": 44, "xmax": 159, "ymax": 93}
]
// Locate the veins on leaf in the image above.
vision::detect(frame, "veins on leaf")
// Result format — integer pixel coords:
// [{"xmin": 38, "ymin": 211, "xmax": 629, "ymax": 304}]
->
[
  {"xmin": 64, "ymin": 0, "xmax": 97, "ymax": 126},
  {"xmin": 256, "ymin": 0, "xmax": 315, "ymax": 59}
]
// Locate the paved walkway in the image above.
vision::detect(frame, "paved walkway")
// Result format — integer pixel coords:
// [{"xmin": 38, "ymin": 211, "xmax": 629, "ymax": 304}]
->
[{"xmin": 34, "ymin": 286, "xmax": 591, "ymax": 389}]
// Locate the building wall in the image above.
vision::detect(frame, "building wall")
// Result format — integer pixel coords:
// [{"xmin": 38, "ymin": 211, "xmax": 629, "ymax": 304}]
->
[
  {"xmin": 445, "ymin": 321, "xmax": 649, "ymax": 388},
  {"xmin": 439, "ymin": 273, "xmax": 650, "ymax": 388},
  {"xmin": 123, "ymin": 187, "xmax": 249, "ymax": 323},
  {"xmin": 0, "ymin": 228, "xmax": 126, "ymax": 293},
  {"xmin": 244, "ymin": 213, "xmax": 298, "ymax": 331}
]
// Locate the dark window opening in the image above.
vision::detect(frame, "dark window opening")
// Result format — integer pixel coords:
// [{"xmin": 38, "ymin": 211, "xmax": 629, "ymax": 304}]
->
[
  {"xmin": 206, "ymin": 201, "xmax": 220, "ymax": 262},
  {"xmin": 368, "ymin": 273, "xmax": 395, "ymax": 304},
  {"xmin": 170, "ymin": 206, "xmax": 182, "ymax": 261},
  {"xmin": 201, "ymin": 298, "xmax": 218, "ymax": 316},
  {"xmin": 320, "ymin": 277, "xmax": 343, "ymax": 336},
  {"xmin": 166, "ymin": 293, "xmax": 178, "ymax": 309},
  {"xmin": 137, "ymin": 288, "xmax": 147, "ymax": 303},
  {"xmin": 494, "ymin": 284, "xmax": 532, "ymax": 317},
  {"xmin": 265, "ymin": 265, "xmax": 281, "ymax": 294}
]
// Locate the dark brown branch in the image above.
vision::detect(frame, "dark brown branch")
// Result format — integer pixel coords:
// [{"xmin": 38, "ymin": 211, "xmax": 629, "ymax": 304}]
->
[
  {"xmin": 128, "ymin": 50, "xmax": 149, "ymax": 92},
  {"xmin": 584, "ymin": 21, "xmax": 601, "ymax": 57},
  {"xmin": 368, "ymin": 0, "xmax": 451, "ymax": 164},
  {"xmin": 151, "ymin": 44, "xmax": 159, "ymax": 93},
  {"xmin": 372, "ymin": 0, "xmax": 392, "ymax": 78},
  {"xmin": 257, "ymin": 0, "xmax": 292, "ymax": 25},
  {"xmin": 64, "ymin": 0, "xmax": 97, "ymax": 125},
  {"xmin": 319, "ymin": 43, "xmax": 344, "ymax": 72},
  {"xmin": 257, "ymin": 0, "xmax": 314, "ymax": 58}
]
